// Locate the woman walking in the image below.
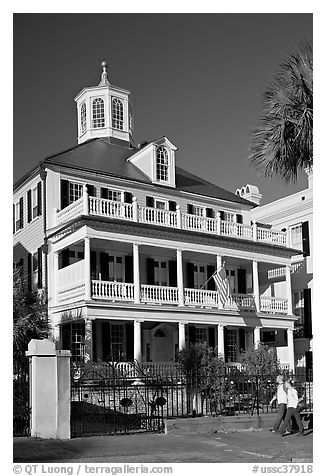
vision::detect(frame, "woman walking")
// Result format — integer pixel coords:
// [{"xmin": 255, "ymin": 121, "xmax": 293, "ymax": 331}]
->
[{"xmin": 278, "ymin": 379, "xmax": 304, "ymax": 437}]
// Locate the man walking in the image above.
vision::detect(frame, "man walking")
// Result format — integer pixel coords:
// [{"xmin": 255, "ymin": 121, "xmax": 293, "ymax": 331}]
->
[
  {"xmin": 269, "ymin": 375, "xmax": 287, "ymax": 433},
  {"xmin": 278, "ymin": 380, "xmax": 304, "ymax": 437}
]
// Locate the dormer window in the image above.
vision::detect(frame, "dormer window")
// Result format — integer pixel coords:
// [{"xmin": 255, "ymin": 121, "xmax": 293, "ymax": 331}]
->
[
  {"xmin": 92, "ymin": 98, "xmax": 105, "ymax": 128},
  {"xmin": 80, "ymin": 103, "xmax": 87, "ymax": 134},
  {"xmin": 156, "ymin": 147, "xmax": 169, "ymax": 182},
  {"xmin": 112, "ymin": 98, "xmax": 123, "ymax": 130}
]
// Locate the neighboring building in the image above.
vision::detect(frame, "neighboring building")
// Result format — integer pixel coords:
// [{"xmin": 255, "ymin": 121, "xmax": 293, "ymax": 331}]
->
[
  {"xmin": 247, "ymin": 169, "xmax": 313, "ymax": 374},
  {"xmin": 13, "ymin": 62, "xmax": 302, "ymax": 369}
]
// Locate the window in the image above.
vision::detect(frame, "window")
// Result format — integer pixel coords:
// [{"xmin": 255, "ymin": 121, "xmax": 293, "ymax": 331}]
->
[
  {"xmin": 154, "ymin": 260, "xmax": 168, "ymax": 286},
  {"xmin": 69, "ymin": 182, "xmax": 83, "ymax": 203},
  {"xmin": 92, "ymin": 98, "xmax": 105, "ymax": 128},
  {"xmin": 290, "ymin": 224, "xmax": 303, "ymax": 251},
  {"xmin": 112, "ymin": 98, "xmax": 123, "ymax": 130},
  {"xmin": 226, "ymin": 329, "xmax": 238, "ymax": 362},
  {"xmin": 32, "ymin": 252, "xmax": 38, "ymax": 289},
  {"xmin": 226, "ymin": 269, "xmax": 237, "ymax": 293},
  {"xmin": 108, "ymin": 190, "xmax": 122, "ymax": 202},
  {"xmin": 193, "ymin": 206, "xmax": 205, "ymax": 217},
  {"xmin": 154, "ymin": 198, "xmax": 168, "ymax": 210},
  {"xmin": 14, "ymin": 201, "xmax": 22, "ymax": 231},
  {"xmin": 193, "ymin": 264, "xmax": 206, "ymax": 289},
  {"xmin": 195, "ymin": 328, "xmax": 207, "ymax": 344},
  {"xmin": 224, "ymin": 212, "xmax": 235, "ymax": 222},
  {"xmin": 80, "ymin": 103, "xmax": 87, "ymax": 134},
  {"xmin": 108, "ymin": 255, "xmax": 124, "ymax": 282},
  {"xmin": 31, "ymin": 186, "xmax": 38, "ymax": 219},
  {"xmin": 156, "ymin": 147, "xmax": 169, "ymax": 182},
  {"xmin": 111, "ymin": 324, "xmax": 125, "ymax": 361},
  {"xmin": 71, "ymin": 322, "xmax": 85, "ymax": 362}
]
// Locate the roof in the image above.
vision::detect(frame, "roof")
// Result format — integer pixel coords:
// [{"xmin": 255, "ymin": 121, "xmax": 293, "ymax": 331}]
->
[{"xmin": 14, "ymin": 138, "xmax": 254, "ymax": 206}]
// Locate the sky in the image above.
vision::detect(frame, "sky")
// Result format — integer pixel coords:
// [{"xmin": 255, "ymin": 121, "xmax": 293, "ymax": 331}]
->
[{"xmin": 13, "ymin": 13, "xmax": 312, "ymax": 204}]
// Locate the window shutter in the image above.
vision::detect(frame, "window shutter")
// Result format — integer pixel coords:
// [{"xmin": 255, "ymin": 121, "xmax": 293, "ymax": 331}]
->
[
  {"xmin": 146, "ymin": 196, "xmax": 154, "ymax": 207},
  {"xmin": 239, "ymin": 328, "xmax": 246, "ymax": 353},
  {"xmin": 168, "ymin": 200, "xmax": 177, "ymax": 211},
  {"xmin": 61, "ymin": 248, "xmax": 70, "ymax": 268},
  {"xmin": 146, "ymin": 258, "xmax": 155, "ymax": 285},
  {"xmin": 60, "ymin": 179, "xmax": 69, "ymax": 209},
  {"xmin": 187, "ymin": 204, "xmax": 193, "ymax": 215},
  {"xmin": 27, "ymin": 252, "xmax": 32, "ymax": 291},
  {"xmin": 305, "ymin": 351, "xmax": 313, "ymax": 382},
  {"xmin": 188, "ymin": 325, "xmax": 196, "ymax": 345},
  {"xmin": 206, "ymin": 208, "xmax": 214, "ymax": 218},
  {"xmin": 62, "ymin": 324, "xmax": 71, "ymax": 351},
  {"xmin": 90, "ymin": 251, "xmax": 97, "ymax": 279},
  {"xmin": 124, "ymin": 192, "xmax": 133, "ymax": 204},
  {"xmin": 219, "ymin": 211, "xmax": 225, "ymax": 221},
  {"xmin": 125, "ymin": 323, "xmax": 134, "ymax": 361},
  {"xmin": 100, "ymin": 187, "xmax": 108, "ymax": 199},
  {"xmin": 37, "ymin": 182, "xmax": 42, "ymax": 216},
  {"xmin": 87, "ymin": 184, "xmax": 96, "ymax": 197},
  {"xmin": 37, "ymin": 247, "xmax": 42, "ymax": 288},
  {"xmin": 19, "ymin": 197, "xmax": 24, "ymax": 229},
  {"xmin": 168, "ymin": 260, "xmax": 177, "ymax": 287},
  {"xmin": 237, "ymin": 269, "xmax": 246, "ymax": 294},
  {"xmin": 303, "ymin": 288, "xmax": 312, "ymax": 338},
  {"xmin": 124, "ymin": 255, "xmax": 134, "ymax": 283},
  {"xmin": 100, "ymin": 252, "xmax": 110, "ymax": 281},
  {"xmin": 302, "ymin": 221, "xmax": 310, "ymax": 257},
  {"xmin": 208, "ymin": 327, "xmax": 215, "ymax": 348},
  {"xmin": 224, "ymin": 328, "xmax": 229, "ymax": 363},
  {"xmin": 207, "ymin": 265, "xmax": 215, "ymax": 291},
  {"xmin": 27, "ymin": 190, "xmax": 32, "ymax": 223},
  {"xmin": 236, "ymin": 214, "xmax": 243, "ymax": 224},
  {"xmin": 101, "ymin": 323, "xmax": 111, "ymax": 362},
  {"xmin": 186, "ymin": 262, "xmax": 195, "ymax": 288}
]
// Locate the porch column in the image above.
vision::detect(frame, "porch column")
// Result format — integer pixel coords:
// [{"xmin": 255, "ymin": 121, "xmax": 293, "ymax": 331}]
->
[
  {"xmin": 245, "ymin": 329, "xmax": 254, "ymax": 351},
  {"xmin": 84, "ymin": 318, "xmax": 92, "ymax": 362},
  {"xmin": 178, "ymin": 322, "xmax": 186, "ymax": 351},
  {"xmin": 177, "ymin": 249, "xmax": 184, "ymax": 306},
  {"xmin": 287, "ymin": 327, "xmax": 295, "ymax": 371},
  {"xmin": 216, "ymin": 255, "xmax": 223, "ymax": 310},
  {"xmin": 134, "ymin": 320, "xmax": 142, "ymax": 362},
  {"xmin": 53, "ymin": 251, "xmax": 59, "ymax": 306},
  {"xmin": 285, "ymin": 264, "xmax": 293, "ymax": 315},
  {"xmin": 133, "ymin": 243, "xmax": 140, "ymax": 304},
  {"xmin": 254, "ymin": 326, "xmax": 261, "ymax": 349},
  {"xmin": 217, "ymin": 324, "xmax": 225, "ymax": 360},
  {"xmin": 84, "ymin": 236, "xmax": 91, "ymax": 300},
  {"xmin": 252, "ymin": 260, "xmax": 260, "ymax": 312}
]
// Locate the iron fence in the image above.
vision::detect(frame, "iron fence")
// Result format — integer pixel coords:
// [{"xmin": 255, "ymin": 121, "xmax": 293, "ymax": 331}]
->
[
  {"xmin": 70, "ymin": 362, "xmax": 313, "ymax": 437},
  {"xmin": 13, "ymin": 362, "xmax": 30, "ymax": 437}
]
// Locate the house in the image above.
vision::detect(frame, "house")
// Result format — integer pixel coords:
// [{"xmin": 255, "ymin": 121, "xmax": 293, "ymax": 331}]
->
[
  {"xmin": 247, "ymin": 170, "xmax": 313, "ymax": 374},
  {"xmin": 13, "ymin": 62, "xmax": 302, "ymax": 369}
]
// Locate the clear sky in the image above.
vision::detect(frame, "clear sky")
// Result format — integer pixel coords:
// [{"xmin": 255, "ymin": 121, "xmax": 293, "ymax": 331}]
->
[{"xmin": 13, "ymin": 13, "xmax": 312, "ymax": 204}]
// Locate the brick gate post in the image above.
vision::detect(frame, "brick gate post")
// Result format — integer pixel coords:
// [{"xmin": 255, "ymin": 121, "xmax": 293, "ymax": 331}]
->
[{"xmin": 26, "ymin": 339, "xmax": 71, "ymax": 439}]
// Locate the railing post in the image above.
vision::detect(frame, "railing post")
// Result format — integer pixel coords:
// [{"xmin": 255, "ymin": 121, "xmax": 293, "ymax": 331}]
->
[
  {"xmin": 132, "ymin": 196, "xmax": 138, "ymax": 222},
  {"xmin": 216, "ymin": 211, "xmax": 221, "ymax": 235},
  {"xmin": 83, "ymin": 184, "xmax": 89, "ymax": 215},
  {"xmin": 287, "ymin": 328, "xmax": 295, "ymax": 371},
  {"xmin": 254, "ymin": 326, "xmax": 261, "ymax": 349},
  {"xmin": 217, "ymin": 324, "xmax": 225, "ymax": 360},
  {"xmin": 252, "ymin": 220, "xmax": 258, "ymax": 242},
  {"xmin": 176, "ymin": 204, "xmax": 182, "ymax": 229}
]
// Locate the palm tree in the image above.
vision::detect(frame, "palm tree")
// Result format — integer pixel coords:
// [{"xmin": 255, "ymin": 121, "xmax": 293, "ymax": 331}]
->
[{"xmin": 249, "ymin": 41, "xmax": 313, "ymax": 182}]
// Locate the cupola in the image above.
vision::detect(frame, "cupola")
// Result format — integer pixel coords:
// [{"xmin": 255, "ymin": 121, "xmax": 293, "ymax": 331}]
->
[{"xmin": 74, "ymin": 61, "xmax": 134, "ymax": 146}]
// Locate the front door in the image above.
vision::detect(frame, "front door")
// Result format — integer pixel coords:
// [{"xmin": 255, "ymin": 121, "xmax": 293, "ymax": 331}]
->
[{"xmin": 151, "ymin": 324, "xmax": 175, "ymax": 362}]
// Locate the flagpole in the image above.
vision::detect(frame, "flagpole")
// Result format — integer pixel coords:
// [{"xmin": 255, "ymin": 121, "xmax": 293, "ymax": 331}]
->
[{"xmin": 199, "ymin": 270, "xmax": 217, "ymax": 290}]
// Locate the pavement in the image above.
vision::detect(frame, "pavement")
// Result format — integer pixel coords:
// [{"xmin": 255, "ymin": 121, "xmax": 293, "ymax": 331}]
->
[{"xmin": 13, "ymin": 428, "xmax": 313, "ymax": 463}]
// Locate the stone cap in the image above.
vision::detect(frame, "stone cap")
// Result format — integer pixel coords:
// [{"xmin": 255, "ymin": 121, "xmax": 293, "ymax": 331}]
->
[{"xmin": 26, "ymin": 338, "xmax": 57, "ymax": 357}]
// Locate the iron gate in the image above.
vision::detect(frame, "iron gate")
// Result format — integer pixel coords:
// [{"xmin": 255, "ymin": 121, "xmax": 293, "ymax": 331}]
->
[
  {"xmin": 70, "ymin": 362, "xmax": 168, "ymax": 437},
  {"xmin": 13, "ymin": 360, "xmax": 30, "ymax": 437}
]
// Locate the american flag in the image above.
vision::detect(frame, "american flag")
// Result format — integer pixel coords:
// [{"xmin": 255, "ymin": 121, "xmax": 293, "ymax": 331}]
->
[{"xmin": 212, "ymin": 264, "xmax": 230, "ymax": 306}]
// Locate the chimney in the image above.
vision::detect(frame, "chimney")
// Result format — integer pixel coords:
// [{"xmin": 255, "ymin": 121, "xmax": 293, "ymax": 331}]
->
[{"xmin": 235, "ymin": 184, "xmax": 262, "ymax": 205}]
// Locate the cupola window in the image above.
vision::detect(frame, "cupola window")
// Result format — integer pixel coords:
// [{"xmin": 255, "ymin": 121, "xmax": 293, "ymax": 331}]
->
[
  {"xmin": 112, "ymin": 98, "xmax": 124, "ymax": 130},
  {"xmin": 80, "ymin": 103, "xmax": 87, "ymax": 134},
  {"xmin": 92, "ymin": 98, "xmax": 105, "ymax": 128},
  {"xmin": 156, "ymin": 147, "xmax": 169, "ymax": 182}
]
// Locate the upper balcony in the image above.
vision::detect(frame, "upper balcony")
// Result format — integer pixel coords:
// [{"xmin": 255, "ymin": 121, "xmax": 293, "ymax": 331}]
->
[{"xmin": 53, "ymin": 192, "xmax": 292, "ymax": 249}]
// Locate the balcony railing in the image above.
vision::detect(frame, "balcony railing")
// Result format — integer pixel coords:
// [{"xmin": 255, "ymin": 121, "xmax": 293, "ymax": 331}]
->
[
  {"xmin": 184, "ymin": 288, "xmax": 219, "ymax": 307},
  {"xmin": 55, "ymin": 194, "xmax": 292, "ymax": 248},
  {"xmin": 92, "ymin": 280, "xmax": 135, "ymax": 301},
  {"xmin": 260, "ymin": 296, "xmax": 288, "ymax": 314},
  {"xmin": 225, "ymin": 293, "xmax": 256, "ymax": 311},
  {"xmin": 141, "ymin": 284, "xmax": 179, "ymax": 305}
]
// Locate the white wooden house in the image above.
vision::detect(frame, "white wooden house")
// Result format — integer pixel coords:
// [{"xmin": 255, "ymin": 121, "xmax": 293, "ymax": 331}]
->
[{"xmin": 13, "ymin": 62, "xmax": 302, "ymax": 369}]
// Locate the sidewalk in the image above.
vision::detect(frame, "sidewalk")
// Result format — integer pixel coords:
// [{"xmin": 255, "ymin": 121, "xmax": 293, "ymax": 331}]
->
[{"xmin": 13, "ymin": 428, "xmax": 313, "ymax": 463}]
